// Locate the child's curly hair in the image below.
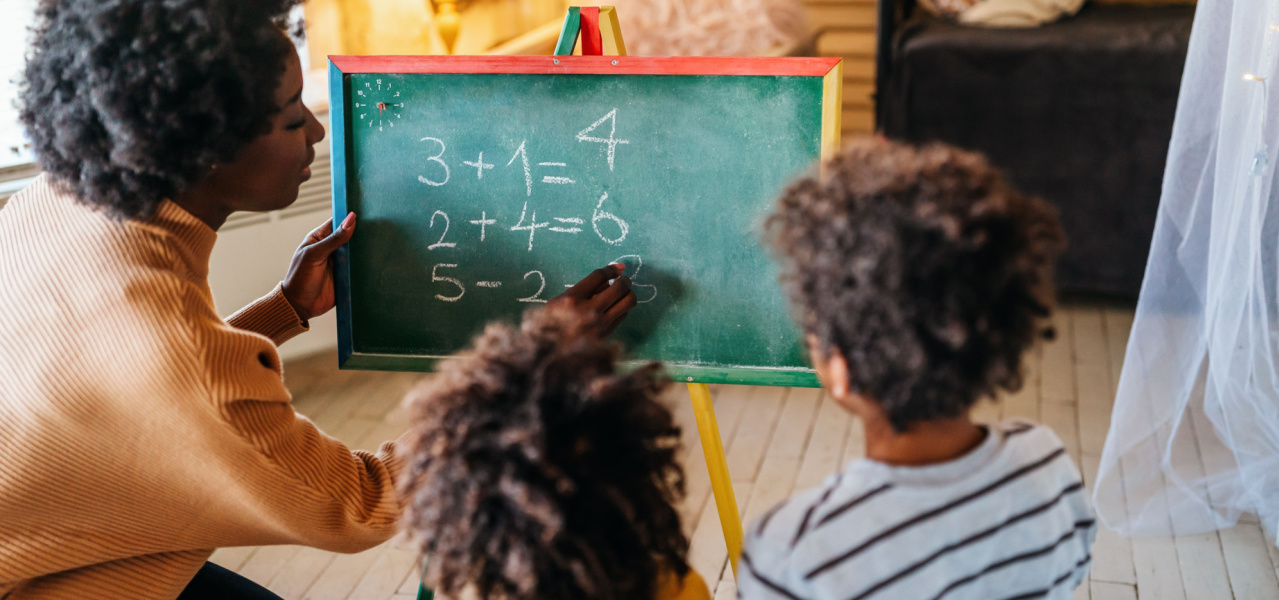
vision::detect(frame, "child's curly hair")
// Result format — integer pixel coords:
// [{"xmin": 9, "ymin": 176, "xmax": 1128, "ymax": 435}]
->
[
  {"xmin": 397, "ymin": 307, "xmax": 689, "ymax": 600},
  {"xmin": 765, "ymin": 139, "xmax": 1065, "ymax": 432}
]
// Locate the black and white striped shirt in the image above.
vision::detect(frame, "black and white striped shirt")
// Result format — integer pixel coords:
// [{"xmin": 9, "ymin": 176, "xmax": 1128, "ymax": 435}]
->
[{"xmin": 738, "ymin": 420, "xmax": 1095, "ymax": 600}]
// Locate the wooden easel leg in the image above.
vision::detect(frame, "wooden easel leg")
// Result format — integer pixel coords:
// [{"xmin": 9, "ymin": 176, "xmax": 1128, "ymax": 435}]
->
[{"xmin": 687, "ymin": 382, "xmax": 743, "ymax": 579}]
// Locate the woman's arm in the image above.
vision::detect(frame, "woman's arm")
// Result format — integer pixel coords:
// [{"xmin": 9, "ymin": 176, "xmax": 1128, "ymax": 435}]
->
[
  {"xmin": 214, "ymin": 394, "xmax": 404, "ymax": 552},
  {"xmin": 186, "ymin": 283, "xmax": 402, "ymax": 551},
  {"xmin": 225, "ymin": 215, "xmax": 354, "ymax": 344},
  {"xmin": 225, "ymin": 284, "xmax": 309, "ymax": 346}
]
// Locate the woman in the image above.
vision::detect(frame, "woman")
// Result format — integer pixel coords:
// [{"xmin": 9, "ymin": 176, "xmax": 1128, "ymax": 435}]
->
[{"xmin": 0, "ymin": 1, "xmax": 636, "ymax": 599}]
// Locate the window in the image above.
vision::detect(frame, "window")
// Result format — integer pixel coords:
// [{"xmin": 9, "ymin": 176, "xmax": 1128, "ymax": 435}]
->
[
  {"xmin": 0, "ymin": 4, "xmax": 308, "ymax": 172},
  {"xmin": 0, "ymin": 0, "xmax": 36, "ymax": 169}
]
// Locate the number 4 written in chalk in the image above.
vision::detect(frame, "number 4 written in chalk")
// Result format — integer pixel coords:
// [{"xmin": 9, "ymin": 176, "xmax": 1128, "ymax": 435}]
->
[{"xmin": 577, "ymin": 109, "xmax": 629, "ymax": 171}]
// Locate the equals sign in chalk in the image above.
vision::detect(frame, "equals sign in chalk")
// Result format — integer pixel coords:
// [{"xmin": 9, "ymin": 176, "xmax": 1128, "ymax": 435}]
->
[
  {"xmin": 476, "ymin": 281, "xmax": 502, "ymax": 288},
  {"xmin": 549, "ymin": 217, "xmax": 583, "ymax": 234}
]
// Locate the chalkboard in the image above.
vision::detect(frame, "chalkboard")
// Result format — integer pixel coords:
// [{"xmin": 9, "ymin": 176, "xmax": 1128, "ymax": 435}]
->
[{"xmin": 330, "ymin": 56, "xmax": 842, "ymax": 386}]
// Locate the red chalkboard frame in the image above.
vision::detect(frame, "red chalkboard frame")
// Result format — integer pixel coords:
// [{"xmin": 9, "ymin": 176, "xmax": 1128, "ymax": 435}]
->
[{"xmin": 329, "ymin": 54, "xmax": 841, "ymax": 77}]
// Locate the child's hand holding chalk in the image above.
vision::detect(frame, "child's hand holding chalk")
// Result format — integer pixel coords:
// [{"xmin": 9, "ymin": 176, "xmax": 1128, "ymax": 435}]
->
[{"xmin": 549, "ymin": 263, "xmax": 637, "ymax": 337}]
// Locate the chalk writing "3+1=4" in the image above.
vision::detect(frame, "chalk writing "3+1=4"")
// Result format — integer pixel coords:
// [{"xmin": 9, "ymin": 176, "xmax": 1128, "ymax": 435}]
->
[{"xmin": 413, "ymin": 108, "xmax": 629, "ymax": 190}]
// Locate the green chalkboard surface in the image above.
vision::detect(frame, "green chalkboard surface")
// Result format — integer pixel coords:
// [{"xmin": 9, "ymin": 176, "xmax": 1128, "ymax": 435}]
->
[{"xmin": 330, "ymin": 56, "xmax": 842, "ymax": 386}]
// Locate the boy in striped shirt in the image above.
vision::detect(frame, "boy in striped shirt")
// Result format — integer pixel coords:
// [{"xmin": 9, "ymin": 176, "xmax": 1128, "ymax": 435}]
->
[{"xmin": 744, "ymin": 140, "xmax": 1095, "ymax": 600}]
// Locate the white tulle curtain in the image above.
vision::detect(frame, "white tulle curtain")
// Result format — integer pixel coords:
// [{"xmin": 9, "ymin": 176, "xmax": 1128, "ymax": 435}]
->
[{"xmin": 1096, "ymin": 0, "xmax": 1279, "ymax": 542}]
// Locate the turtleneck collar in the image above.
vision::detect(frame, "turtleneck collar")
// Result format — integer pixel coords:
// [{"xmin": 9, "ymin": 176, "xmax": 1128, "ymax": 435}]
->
[{"xmin": 142, "ymin": 199, "xmax": 219, "ymax": 282}]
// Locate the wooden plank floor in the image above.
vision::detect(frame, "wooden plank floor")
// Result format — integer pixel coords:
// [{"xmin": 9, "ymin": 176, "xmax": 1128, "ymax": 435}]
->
[{"xmin": 212, "ymin": 299, "xmax": 1279, "ymax": 600}]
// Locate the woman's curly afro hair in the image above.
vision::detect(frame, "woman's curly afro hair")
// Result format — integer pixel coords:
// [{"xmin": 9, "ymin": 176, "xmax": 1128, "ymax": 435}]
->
[
  {"xmin": 398, "ymin": 306, "xmax": 690, "ymax": 600},
  {"xmin": 19, "ymin": 0, "xmax": 303, "ymax": 220},
  {"xmin": 766, "ymin": 139, "xmax": 1065, "ymax": 432}
]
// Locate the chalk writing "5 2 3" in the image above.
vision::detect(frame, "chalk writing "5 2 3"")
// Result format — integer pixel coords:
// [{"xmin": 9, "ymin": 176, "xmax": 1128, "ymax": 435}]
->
[
  {"xmin": 429, "ymin": 265, "xmax": 552, "ymax": 304},
  {"xmin": 429, "ymin": 257, "xmax": 657, "ymax": 306}
]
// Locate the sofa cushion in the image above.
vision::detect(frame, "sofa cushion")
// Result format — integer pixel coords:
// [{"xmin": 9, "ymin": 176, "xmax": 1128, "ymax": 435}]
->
[{"xmin": 882, "ymin": 4, "xmax": 1193, "ymax": 296}]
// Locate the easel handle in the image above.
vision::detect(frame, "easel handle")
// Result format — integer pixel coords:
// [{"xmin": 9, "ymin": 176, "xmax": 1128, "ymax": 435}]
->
[{"xmin": 555, "ymin": 6, "xmax": 627, "ymax": 57}]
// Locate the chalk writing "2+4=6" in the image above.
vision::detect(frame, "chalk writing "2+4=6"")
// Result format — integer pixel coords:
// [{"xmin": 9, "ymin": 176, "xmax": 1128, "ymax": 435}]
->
[{"xmin": 424, "ymin": 193, "xmax": 626, "ymax": 254}]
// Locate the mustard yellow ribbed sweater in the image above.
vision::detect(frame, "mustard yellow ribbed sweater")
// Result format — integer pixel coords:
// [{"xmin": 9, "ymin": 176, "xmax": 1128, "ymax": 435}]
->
[{"xmin": 0, "ymin": 176, "xmax": 403, "ymax": 599}]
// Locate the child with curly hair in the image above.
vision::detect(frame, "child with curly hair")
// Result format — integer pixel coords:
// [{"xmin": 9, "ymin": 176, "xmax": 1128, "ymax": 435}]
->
[
  {"xmin": 741, "ymin": 139, "xmax": 1094, "ymax": 600},
  {"xmin": 397, "ymin": 306, "xmax": 711, "ymax": 600}
]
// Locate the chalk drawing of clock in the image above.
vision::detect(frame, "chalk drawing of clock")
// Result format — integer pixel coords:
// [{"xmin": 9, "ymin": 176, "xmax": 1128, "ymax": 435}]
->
[{"xmin": 354, "ymin": 78, "xmax": 405, "ymax": 132}]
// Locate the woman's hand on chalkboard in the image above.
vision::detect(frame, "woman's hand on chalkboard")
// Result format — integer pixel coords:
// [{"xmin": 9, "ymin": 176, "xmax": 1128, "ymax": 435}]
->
[
  {"xmin": 549, "ymin": 264, "xmax": 638, "ymax": 337},
  {"xmin": 282, "ymin": 213, "xmax": 357, "ymax": 323}
]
